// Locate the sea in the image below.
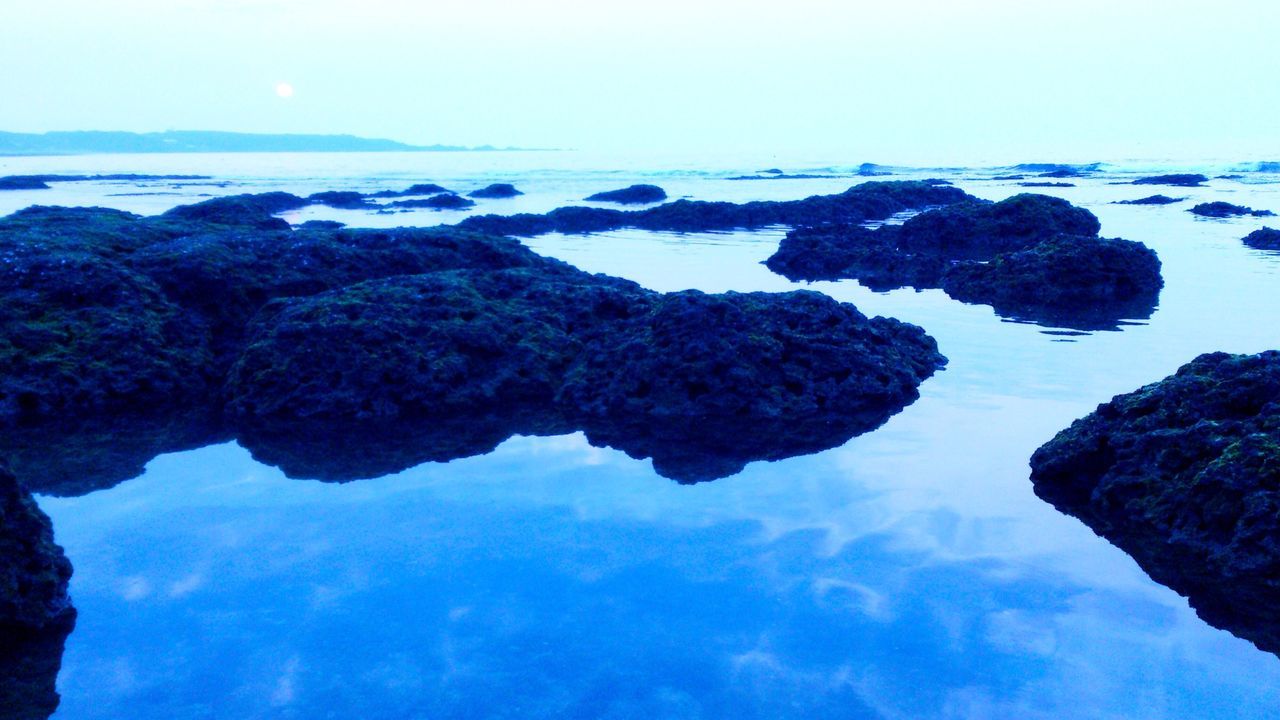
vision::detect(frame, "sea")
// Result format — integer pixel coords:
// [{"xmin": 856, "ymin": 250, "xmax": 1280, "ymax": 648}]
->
[{"xmin": 3, "ymin": 150, "xmax": 1280, "ymax": 718}]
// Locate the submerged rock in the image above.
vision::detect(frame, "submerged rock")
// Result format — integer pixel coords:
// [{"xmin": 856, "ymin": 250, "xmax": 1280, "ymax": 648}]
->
[
  {"xmin": 1116, "ymin": 195, "xmax": 1183, "ymax": 205},
  {"xmin": 368, "ymin": 183, "xmax": 451, "ymax": 198},
  {"xmin": 1190, "ymin": 202, "xmax": 1275, "ymax": 219},
  {"xmin": 1133, "ymin": 173, "xmax": 1208, "ymax": 187},
  {"xmin": 585, "ymin": 184, "xmax": 668, "ymax": 205},
  {"xmin": 1242, "ymin": 227, "xmax": 1280, "ymax": 250},
  {"xmin": 468, "ymin": 183, "xmax": 522, "ymax": 198},
  {"xmin": 1030, "ymin": 351, "xmax": 1280, "ymax": 655}
]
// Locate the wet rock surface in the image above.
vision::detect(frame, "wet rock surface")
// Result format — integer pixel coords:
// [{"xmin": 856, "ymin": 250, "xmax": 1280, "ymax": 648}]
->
[
  {"xmin": 468, "ymin": 183, "xmax": 522, "ymax": 198},
  {"xmin": 585, "ymin": 184, "xmax": 668, "ymax": 204},
  {"xmin": 1242, "ymin": 227, "xmax": 1280, "ymax": 250},
  {"xmin": 1133, "ymin": 173, "xmax": 1208, "ymax": 187},
  {"xmin": 1116, "ymin": 195, "xmax": 1184, "ymax": 205},
  {"xmin": 459, "ymin": 180, "xmax": 968, "ymax": 237},
  {"xmin": 1030, "ymin": 351, "xmax": 1280, "ymax": 655},
  {"xmin": 1190, "ymin": 202, "xmax": 1275, "ymax": 219},
  {"xmin": 765, "ymin": 193, "xmax": 1160, "ymax": 330},
  {"xmin": 1, "ymin": 189, "xmax": 949, "ymax": 485},
  {"xmin": 0, "ymin": 467, "xmax": 73, "ymax": 631}
]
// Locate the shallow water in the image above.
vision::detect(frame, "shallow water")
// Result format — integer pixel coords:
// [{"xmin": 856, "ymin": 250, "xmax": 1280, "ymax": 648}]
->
[{"xmin": 7, "ymin": 152, "xmax": 1280, "ymax": 717}]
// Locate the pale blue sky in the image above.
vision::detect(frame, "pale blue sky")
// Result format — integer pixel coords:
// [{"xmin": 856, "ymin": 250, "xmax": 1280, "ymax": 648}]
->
[{"xmin": 3, "ymin": 0, "xmax": 1277, "ymax": 163}]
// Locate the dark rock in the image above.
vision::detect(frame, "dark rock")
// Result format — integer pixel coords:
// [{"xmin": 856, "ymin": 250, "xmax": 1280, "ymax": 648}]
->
[
  {"xmin": 941, "ymin": 235, "xmax": 1163, "ymax": 329},
  {"xmin": 389, "ymin": 193, "xmax": 476, "ymax": 210},
  {"xmin": 1243, "ymin": 227, "xmax": 1280, "ymax": 250},
  {"xmin": 307, "ymin": 191, "xmax": 372, "ymax": 209},
  {"xmin": 368, "ymin": 183, "xmax": 451, "ymax": 198},
  {"xmin": 765, "ymin": 194, "xmax": 1159, "ymax": 330},
  {"xmin": 1116, "ymin": 195, "xmax": 1184, "ymax": 205},
  {"xmin": 992, "ymin": 175, "xmax": 1026, "ymax": 181},
  {"xmin": 1133, "ymin": 174, "xmax": 1209, "ymax": 187},
  {"xmin": 585, "ymin": 184, "xmax": 668, "ymax": 205},
  {"xmin": 296, "ymin": 219, "xmax": 346, "ymax": 230},
  {"xmin": 0, "ymin": 238, "xmax": 213, "ymax": 424},
  {"xmin": 1190, "ymin": 202, "xmax": 1275, "ymax": 219},
  {"xmin": 468, "ymin": 183, "xmax": 522, "ymax": 198},
  {"xmin": 0, "ymin": 467, "xmax": 74, "ymax": 631},
  {"xmin": 0, "ymin": 177, "xmax": 50, "ymax": 191},
  {"xmin": 460, "ymin": 181, "xmax": 970, "ymax": 237},
  {"xmin": 1030, "ymin": 351, "xmax": 1280, "ymax": 655},
  {"xmin": 1038, "ymin": 169, "xmax": 1086, "ymax": 179},
  {"xmin": 160, "ymin": 192, "xmax": 307, "ymax": 229},
  {"xmin": 0, "ymin": 466, "xmax": 75, "ymax": 719},
  {"xmin": 1216, "ymin": 174, "xmax": 1245, "ymax": 180},
  {"xmin": 561, "ymin": 290, "xmax": 945, "ymax": 482},
  {"xmin": 1019, "ymin": 182, "xmax": 1075, "ymax": 188}
]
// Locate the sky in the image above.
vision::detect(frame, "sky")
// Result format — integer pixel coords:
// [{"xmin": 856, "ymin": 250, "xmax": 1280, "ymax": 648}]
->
[{"xmin": 3, "ymin": 0, "xmax": 1278, "ymax": 164}]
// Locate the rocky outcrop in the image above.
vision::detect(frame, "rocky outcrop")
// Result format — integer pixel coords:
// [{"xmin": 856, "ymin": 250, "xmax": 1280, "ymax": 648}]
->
[
  {"xmin": 1133, "ymin": 173, "xmax": 1208, "ymax": 187},
  {"xmin": 308, "ymin": 191, "xmax": 373, "ymax": 209},
  {"xmin": 0, "ymin": 466, "xmax": 75, "ymax": 719},
  {"xmin": 1, "ymin": 193, "xmax": 948, "ymax": 484},
  {"xmin": 459, "ymin": 180, "xmax": 969, "ymax": 237},
  {"xmin": 0, "ymin": 467, "xmax": 73, "ymax": 631},
  {"xmin": 368, "ymin": 183, "xmax": 451, "ymax": 198},
  {"xmin": 585, "ymin": 184, "xmax": 668, "ymax": 204},
  {"xmin": 764, "ymin": 193, "xmax": 1158, "ymax": 329},
  {"xmin": 1030, "ymin": 351, "xmax": 1280, "ymax": 655},
  {"xmin": 1116, "ymin": 195, "xmax": 1183, "ymax": 205},
  {"xmin": 1242, "ymin": 227, "xmax": 1280, "ymax": 250},
  {"xmin": 389, "ymin": 193, "xmax": 476, "ymax": 210},
  {"xmin": 468, "ymin": 183, "xmax": 522, "ymax": 198},
  {"xmin": 1190, "ymin": 202, "xmax": 1275, "ymax": 219},
  {"xmin": 0, "ymin": 177, "xmax": 51, "ymax": 191}
]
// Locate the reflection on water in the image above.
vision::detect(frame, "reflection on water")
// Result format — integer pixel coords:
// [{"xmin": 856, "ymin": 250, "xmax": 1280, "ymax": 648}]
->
[{"xmin": 11, "ymin": 156, "xmax": 1280, "ymax": 717}]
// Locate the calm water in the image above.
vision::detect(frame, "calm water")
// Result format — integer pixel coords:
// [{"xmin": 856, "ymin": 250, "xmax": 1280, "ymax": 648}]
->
[{"xmin": 5, "ymin": 151, "xmax": 1280, "ymax": 718}]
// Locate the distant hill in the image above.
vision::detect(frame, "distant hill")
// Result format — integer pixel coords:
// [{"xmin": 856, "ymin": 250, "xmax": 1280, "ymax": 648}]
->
[{"xmin": 0, "ymin": 131, "xmax": 525, "ymax": 155}]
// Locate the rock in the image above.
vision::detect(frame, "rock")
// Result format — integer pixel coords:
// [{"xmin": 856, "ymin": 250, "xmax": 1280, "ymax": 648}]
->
[
  {"xmin": 368, "ymin": 183, "xmax": 451, "ymax": 198},
  {"xmin": 307, "ymin": 191, "xmax": 372, "ymax": 209},
  {"xmin": 389, "ymin": 193, "xmax": 476, "ymax": 210},
  {"xmin": 941, "ymin": 235, "xmax": 1163, "ymax": 328},
  {"xmin": 1, "ymin": 193, "xmax": 950, "ymax": 484},
  {"xmin": 0, "ymin": 239, "xmax": 213, "ymax": 424},
  {"xmin": 585, "ymin": 184, "xmax": 668, "ymax": 204},
  {"xmin": 992, "ymin": 175, "xmax": 1026, "ymax": 181},
  {"xmin": 1190, "ymin": 202, "xmax": 1275, "ymax": 219},
  {"xmin": 1242, "ymin": 227, "xmax": 1280, "ymax": 250},
  {"xmin": 1115, "ymin": 195, "xmax": 1184, "ymax": 205},
  {"xmin": 1019, "ymin": 182, "xmax": 1075, "ymax": 187},
  {"xmin": 0, "ymin": 467, "xmax": 74, "ymax": 631},
  {"xmin": 468, "ymin": 183, "xmax": 522, "ymax": 198},
  {"xmin": 1132, "ymin": 173, "xmax": 1209, "ymax": 187},
  {"xmin": 0, "ymin": 466, "xmax": 75, "ymax": 719},
  {"xmin": 561, "ymin": 290, "xmax": 945, "ymax": 482},
  {"xmin": 460, "ymin": 181, "xmax": 970, "ymax": 237},
  {"xmin": 765, "ymin": 194, "xmax": 1159, "ymax": 330},
  {"xmin": 160, "ymin": 192, "xmax": 307, "ymax": 229},
  {"xmin": 296, "ymin": 219, "xmax": 346, "ymax": 230},
  {"xmin": 0, "ymin": 176, "xmax": 51, "ymax": 191},
  {"xmin": 1030, "ymin": 351, "xmax": 1280, "ymax": 655}
]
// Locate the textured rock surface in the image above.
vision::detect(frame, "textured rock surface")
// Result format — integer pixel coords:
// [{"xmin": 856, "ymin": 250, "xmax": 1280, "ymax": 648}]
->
[
  {"xmin": 585, "ymin": 184, "xmax": 668, "ymax": 204},
  {"xmin": 0, "ymin": 467, "xmax": 73, "ymax": 630},
  {"xmin": 1132, "ymin": 173, "xmax": 1208, "ymax": 187},
  {"xmin": 1030, "ymin": 351, "xmax": 1280, "ymax": 655},
  {"xmin": 460, "ymin": 180, "xmax": 968, "ymax": 237},
  {"xmin": 1190, "ymin": 202, "xmax": 1275, "ymax": 219},
  {"xmin": 765, "ymin": 193, "xmax": 1157, "ymax": 329},
  {"xmin": 1116, "ymin": 195, "xmax": 1183, "ymax": 205},
  {"xmin": 1243, "ymin": 227, "xmax": 1280, "ymax": 250},
  {"xmin": 389, "ymin": 193, "xmax": 476, "ymax": 210},
  {"xmin": 468, "ymin": 183, "xmax": 522, "ymax": 198}
]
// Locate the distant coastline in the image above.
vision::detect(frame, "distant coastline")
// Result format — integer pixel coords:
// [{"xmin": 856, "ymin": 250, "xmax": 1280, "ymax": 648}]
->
[{"xmin": 0, "ymin": 130, "xmax": 543, "ymax": 156}]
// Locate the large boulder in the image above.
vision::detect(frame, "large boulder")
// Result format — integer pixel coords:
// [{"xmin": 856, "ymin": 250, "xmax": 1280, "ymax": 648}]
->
[
  {"xmin": 1243, "ymin": 227, "xmax": 1280, "ymax": 250},
  {"xmin": 1190, "ymin": 202, "xmax": 1275, "ymax": 219},
  {"xmin": 1030, "ymin": 351, "xmax": 1280, "ymax": 655},
  {"xmin": 585, "ymin": 184, "xmax": 668, "ymax": 204}
]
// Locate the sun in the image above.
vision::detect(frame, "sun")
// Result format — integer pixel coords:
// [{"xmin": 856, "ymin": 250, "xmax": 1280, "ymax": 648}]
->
[{"xmin": 275, "ymin": 82, "xmax": 295, "ymax": 99}]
